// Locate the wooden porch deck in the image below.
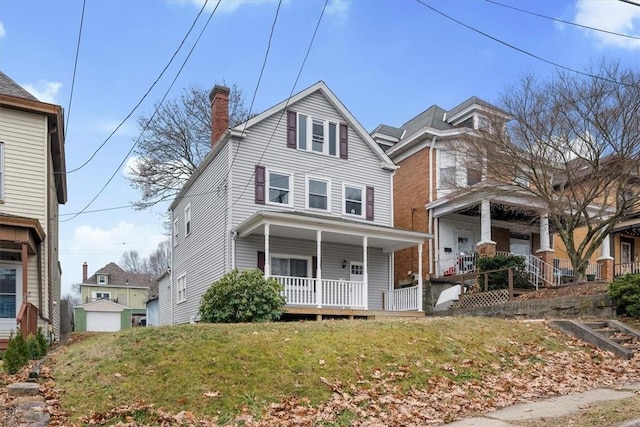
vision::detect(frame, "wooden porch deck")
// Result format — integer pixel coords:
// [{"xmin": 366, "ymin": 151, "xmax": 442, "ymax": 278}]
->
[{"xmin": 283, "ymin": 306, "xmax": 426, "ymax": 321}]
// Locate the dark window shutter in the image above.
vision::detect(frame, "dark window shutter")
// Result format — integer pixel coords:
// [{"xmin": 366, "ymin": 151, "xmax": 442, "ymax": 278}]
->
[
  {"xmin": 255, "ymin": 165, "xmax": 265, "ymax": 204},
  {"xmin": 257, "ymin": 251, "xmax": 265, "ymax": 272},
  {"xmin": 287, "ymin": 110, "xmax": 297, "ymax": 149},
  {"xmin": 312, "ymin": 256, "xmax": 318, "ymax": 278},
  {"xmin": 366, "ymin": 186, "xmax": 374, "ymax": 221},
  {"xmin": 339, "ymin": 123, "xmax": 348, "ymax": 160}
]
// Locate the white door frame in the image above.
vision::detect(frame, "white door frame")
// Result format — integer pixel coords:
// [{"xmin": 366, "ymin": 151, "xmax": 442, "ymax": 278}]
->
[{"xmin": 0, "ymin": 263, "xmax": 23, "ymax": 333}]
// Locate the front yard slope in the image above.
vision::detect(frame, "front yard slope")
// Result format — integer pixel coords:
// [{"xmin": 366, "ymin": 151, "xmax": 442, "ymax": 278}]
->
[{"xmin": 51, "ymin": 318, "xmax": 640, "ymax": 425}]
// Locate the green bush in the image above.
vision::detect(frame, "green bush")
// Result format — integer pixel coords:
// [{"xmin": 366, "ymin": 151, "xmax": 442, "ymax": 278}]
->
[
  {"xmin": 609, "ymin": 274, "xmax": 640, "ymax": 317},
  {"xmin": 199, "ymin": 269, "xmax": 286, "ymax": 323},
  {"xmin": 3, "ymin": 331, "xmax": 29, "ymax": 374},
  {"xmin": 476, "ymin": 254, "xmax": 531, "ymax": 291},
  {"xmin": 36, "ymin": 327, "xmax": 48, "ymax": 357},
  {"xmin": 26, "ymin": 335, "xmax": 41, "ymax": 360}
]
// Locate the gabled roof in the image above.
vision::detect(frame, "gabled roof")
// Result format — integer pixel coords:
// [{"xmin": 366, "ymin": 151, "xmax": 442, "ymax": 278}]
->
[
  {"xmin": 0, "ymin": 71, "xmax": 39, "ymax": 101},
  {"xmin": 371, "ymin": 124, "xmax": 404, "ymax": 139},
  {"xmin": 76, "ymin": 299, "xmax": 131, "ymax": 311},
  {"xmin": 232, "ymin": 81, "xmax": 396, "ymax": 170},
  {"xmin": 85, "ymin": 262, "xmax": 152, "ymax": 288}
]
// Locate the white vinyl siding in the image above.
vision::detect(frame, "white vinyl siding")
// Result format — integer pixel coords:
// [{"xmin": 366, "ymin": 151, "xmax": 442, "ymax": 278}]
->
[
  {"xmin": 157, "ymin": 274, "xmax": 171, "ymax": 326},
  {"xmin": 230, "ymin": 91, "xmax": 393, "ymax": 229},
  {"xmin": 0, "ymin": 108, "xmax": 47, "ymax": 223},
  {"xmin": 0, "ymin": 142, "xmax": 4, "ymax": 200}
]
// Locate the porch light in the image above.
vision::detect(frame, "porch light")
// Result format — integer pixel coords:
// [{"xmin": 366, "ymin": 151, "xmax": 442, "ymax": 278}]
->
[{"xmin": 342, "ymin": 260, "xmax": 348, "ymax": 269}]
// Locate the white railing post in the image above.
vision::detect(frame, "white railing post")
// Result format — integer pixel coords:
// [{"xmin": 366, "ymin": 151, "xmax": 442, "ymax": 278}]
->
[
  {"xmin": 418, "ymin": 243, "xmax": 424, "ymax": 312},
  {"xmin": 363, "ymin": 236, "xmax": 369, "ymax": 310},
  {"xmin": 316, "ymin": 230, "xmax": 322, "ymax": 308}
]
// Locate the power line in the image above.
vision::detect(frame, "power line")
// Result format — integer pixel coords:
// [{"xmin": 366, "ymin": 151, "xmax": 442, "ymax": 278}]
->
[
  {"xmin": 65, "ymin": 0, "xmax": 86, "ymax": 133},
  {"xmin": 233, "ymin": 0, "xmax": 329, "ymax": 207},
  {"xmin": 413, "ymin": 0, "xmax": 634, "ymax": 88},
  {"xmin": 66, "ymin": 0, "xmax": 210, "ymax": 174},
  {"xmin": 618, "ymin": 0, "xmax": 640, "ymax": 7},
  {"xmin": 485, "ymin": 0, "xmax": 640, "ymax": 41},
  {"xmin": 228, "ymin": 0, "xmax": 283, "ymax": 173},
  {"xmin": 62, "ymin": 0, "xmax": 222, "ymax": 223}
]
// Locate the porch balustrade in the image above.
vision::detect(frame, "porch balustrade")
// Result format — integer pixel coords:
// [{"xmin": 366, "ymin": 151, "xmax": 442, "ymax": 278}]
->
[
  {"xmin": 615, "ymin": 261, "xmax": 640, "ymax": 276},
  {"xmin": 273, "ymin": 276, "xmax": 366, "ymax": 308},
  {"xmin": 384, "ymin": 285, "xmax": 420, "ymax": 311}
]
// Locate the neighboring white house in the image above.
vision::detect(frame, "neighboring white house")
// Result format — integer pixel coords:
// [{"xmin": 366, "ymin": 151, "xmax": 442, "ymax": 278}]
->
[
  {"xmin": 0, "ymin": 71, "xmax": 67, "ymax": 348},
  {"xmin": 167, "ymin": 81, "xmax": 430, "ymax": 324}
]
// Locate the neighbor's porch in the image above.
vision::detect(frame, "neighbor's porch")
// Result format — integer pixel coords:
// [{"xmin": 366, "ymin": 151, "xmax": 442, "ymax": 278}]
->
[{"xmin": 233, "ymin": 211, "xmax": 431, "ymax": 314}]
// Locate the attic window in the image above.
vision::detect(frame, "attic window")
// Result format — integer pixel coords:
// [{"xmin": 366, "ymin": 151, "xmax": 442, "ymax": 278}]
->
[
  {"xmin": 291, "ymin": 113, "xmax": 343, "ymax": 158},
  {"xmin": 458, "ymin": 117, "xmax": 474, "ymax": 128},
  {"xmin": 97, "ymin": 275, "xmax": 108, "ymax": 285}
]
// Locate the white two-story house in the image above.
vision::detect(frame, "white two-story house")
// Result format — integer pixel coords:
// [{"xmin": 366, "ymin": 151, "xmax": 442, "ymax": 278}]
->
[
  {"xmin": 166, "ymin": 81, "xmax": 430, "ymax": 323},
  {"xmin": 0, "ymin": 71, "xmax": 67, "ymax": 348}
]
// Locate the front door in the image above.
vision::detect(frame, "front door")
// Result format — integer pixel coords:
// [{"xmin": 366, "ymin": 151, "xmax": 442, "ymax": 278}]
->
[
  {"xmin": 350, "ymin": 262, "xmax": 364, "ymax": 282},
  {"xmin": 0, "ymin": 264, "xmax": 22, "ymax": 333},
  {"xmin": 510, "ymin": 238, "xmax": 531, "ymax": 256}
]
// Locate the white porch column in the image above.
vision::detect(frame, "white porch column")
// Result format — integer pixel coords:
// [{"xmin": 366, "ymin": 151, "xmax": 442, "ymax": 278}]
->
[
  {"xmin": 363, "ymin": 236, "xmax": 369, "ymax": 310},
  {"xmin": 599, "ymin": 233, "xmax": 612, "ymax": 259},
  {"xmin": 479, "ymin": 200, "xmax": 494, "ymax": 244},
  {"xmin": 417, "ymin": 243, "xmax": 424, "ymax": 312},
  {"xmin": 539, "ymin": 213, "xmax": 551, "ymax": 251},
  {"xmin": 316, "ymin": 230, "xmax": 322, "ymax": 308},
  {"xmin": 264, "ymin": 224, "xmax": 271, "ymax": 277}
]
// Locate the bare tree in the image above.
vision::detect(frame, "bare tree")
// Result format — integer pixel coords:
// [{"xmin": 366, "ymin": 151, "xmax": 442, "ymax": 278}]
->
[
  {"xmin": 461, "ymin": 62, "xmax": 640, "ymax": 282},
  {"xmin": 128, "ymin": 84, "xmax": 250, "ymax": 208},
  {"xmin": 120, "ymin": 241, "xmax": 171, "ymax": 278},
  {"xmin": 120, "ymin": 250, "xmax": 146, "ymax": 274}
]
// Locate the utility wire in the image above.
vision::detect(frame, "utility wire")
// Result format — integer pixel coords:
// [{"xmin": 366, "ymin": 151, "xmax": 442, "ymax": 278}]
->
[
  {"xmin": 65, "ymin": 0, "xmax": 86, "ymax": 133},
  {"xmin": 228, "ymin": 0, "xmax": 283, "ymax": 173},
  {"xmin": 485, "ymin": 0, "xmax": 640, "ymax": 41},
  {"xmin": 62, "ymin": 0, "xmax": 222, "ymax": 223},
  {"xmin": 233, "ymin": 0, "xmax": 329, "ymax": 207},
  {"xmin": 414, "ymin": 0, "xmax": 634, "ymax": 88},
  {"xmin": 66, "ymin": 0, "xmax": 210, "ymax": 174},
  {"xmin": 619, "ymin": 0, "xmax": 640, "ymax": 7}
]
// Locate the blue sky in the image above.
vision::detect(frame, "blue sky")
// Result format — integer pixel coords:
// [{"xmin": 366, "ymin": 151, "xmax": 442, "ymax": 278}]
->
[{"xmin": 0, "ymin": 0, "xmax": 638, "ymax": 294}]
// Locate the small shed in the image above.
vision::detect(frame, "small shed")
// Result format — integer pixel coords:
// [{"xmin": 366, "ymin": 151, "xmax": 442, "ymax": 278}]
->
[
  {"xmin": 74, "ymin": 299, "xmax": 132, "ymax": 332},
  {"xmin": 145, "ymin": 296, "xmax": 159, "ymax": 327}
]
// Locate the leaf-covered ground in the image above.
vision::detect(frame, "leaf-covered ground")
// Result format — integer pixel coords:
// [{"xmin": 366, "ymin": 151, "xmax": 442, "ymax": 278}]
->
[{"xmin": 3, "ymin": 318, "xmax": 640, "ymax": 426}]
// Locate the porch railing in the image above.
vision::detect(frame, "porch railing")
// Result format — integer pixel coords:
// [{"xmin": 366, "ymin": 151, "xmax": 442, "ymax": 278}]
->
[
  {"xmin": 273, "ymin": 276, "xmax": 366, "ymax": 309},
  {"xmin": 553, "ymin": 259, "xmax": 601, "ymax": 281},
  {"xmin": 615, "ymin": 261, "xmax": 640, "ymax": 276},
  {"xmin": 384, "ymin": 285, "xmax": 420, "ymax": 311}
]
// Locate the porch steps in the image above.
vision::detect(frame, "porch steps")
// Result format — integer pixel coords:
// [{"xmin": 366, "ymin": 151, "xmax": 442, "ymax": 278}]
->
[{"xmin": 549, "ymin": 319, "xmax": 640, "ymax": 359}]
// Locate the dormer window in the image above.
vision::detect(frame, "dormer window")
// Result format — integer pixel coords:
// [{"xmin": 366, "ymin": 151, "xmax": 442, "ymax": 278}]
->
[{"xmin": 97, "ymin": 274, "xmax": 108, "ymax": 285}]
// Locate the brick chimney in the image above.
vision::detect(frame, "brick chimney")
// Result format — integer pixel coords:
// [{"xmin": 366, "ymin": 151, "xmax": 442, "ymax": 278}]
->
[
  {"xmin": 209, "ymin": 85, "xmax": 230, "ymax": 148},
  {"xmin": 82, "ymin": 262, "xmax": 88, "ymax": 283}
]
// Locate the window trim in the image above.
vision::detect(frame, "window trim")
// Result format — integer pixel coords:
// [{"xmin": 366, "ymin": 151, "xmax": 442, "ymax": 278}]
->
[
  {"xmin": 97, "ymin": 275, "xmax": 108, "ymax": 285},
  {"xmin": 92, "ymin": 291, "xmax": 111, "ymax": 300},
  {"xmin": 184, "ymin": 204, "xmax": 192, "ymax": 237},
  {"xmin": 176, "ymin": 273, "xmax": 187, "ymax": 304},
  {"xmin": 269, "ymin": 253, "xmax": 313, "ymax": 278},
  {"xmin": 438, "ymin": 150, "xmax": 457, "ymax": 189},
  {"xmin": 173, "ymin": 217, "xmax": 179, "ymax": 246},
  {"xmin": 266, "ymin": 169, "xmax": 293, "ymax": 207},
  {"xmin": 305, "ymin": 176, "xmax": 331, "ymax": 212},
  {"xmin": 296, "ymin": 113, "xmax": 339, "ymax": 158},
  {"xmin": 343, "ymin": 183, "xmax": 365, "ymax": 218}
]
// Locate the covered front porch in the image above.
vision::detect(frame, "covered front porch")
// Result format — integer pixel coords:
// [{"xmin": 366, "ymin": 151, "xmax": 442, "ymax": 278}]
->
[{"xmin": 233, "ymin": 211, "xmax": 431, "ymax": 312}]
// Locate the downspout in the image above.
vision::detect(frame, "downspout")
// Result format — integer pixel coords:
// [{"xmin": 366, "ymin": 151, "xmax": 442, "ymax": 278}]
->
[
  {"xmin": 170, "ymin": 209, "xmax": 174, "ymax": 325},
  {"xmin": 231, "ymin": 231, "xmax": 237, "ymax": 270},
  {"xmin": 428, "ymin": 136, "xmax": 436, "ymax": 275},
  {"xmin": 37, "ymin": 242, "xmax": 51, "ymax": 323}
]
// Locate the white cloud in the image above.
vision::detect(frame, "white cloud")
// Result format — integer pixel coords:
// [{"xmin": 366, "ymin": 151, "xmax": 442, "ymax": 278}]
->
[
  {"xmin": 123, "ymin": 156, "xmax": 140, "ymax": 179},
  {"xmin": 574, "ymin": 0, "xmax": 640, "ymax": 50},
  {"xmin": 60, "ymin": 221, "xmax": 167, "ymax": 294},
  {"xmin": 0, "ymin": 22, "xmax": 6, "ymax": 38},
  {"xmin": 22, "ymin": 80, "xmax": 63, "ymax": 103},
  {"xmin": 326, "ymin": 0, "xmax": 350, "ymax": 25}
]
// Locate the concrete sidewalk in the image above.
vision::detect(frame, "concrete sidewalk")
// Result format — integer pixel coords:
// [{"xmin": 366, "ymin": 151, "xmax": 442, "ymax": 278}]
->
[{"xmin": 445, "ymin": 382, "xmax": 640, "ymax": 427}]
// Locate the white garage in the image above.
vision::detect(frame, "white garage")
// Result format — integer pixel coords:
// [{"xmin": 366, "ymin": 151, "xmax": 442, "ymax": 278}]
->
[{"xmin": 75, "ymin": 299, "xmax": 132, "ymax": 332}]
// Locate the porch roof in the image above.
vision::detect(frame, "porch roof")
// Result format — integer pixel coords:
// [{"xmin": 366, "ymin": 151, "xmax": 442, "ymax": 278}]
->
[
  {"xmin": 234, "ymin": 211, "xmax": 431, "ymax": 253},
  {"xmin": 425, "ymin": 182, "xmax": 545, "ymax": 218}
]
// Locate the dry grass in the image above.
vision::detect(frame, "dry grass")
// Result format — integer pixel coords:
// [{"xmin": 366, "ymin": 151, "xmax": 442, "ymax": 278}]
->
[{"xmin": 51, "ymin": 318, "xmax": 573, "ymax": 423}]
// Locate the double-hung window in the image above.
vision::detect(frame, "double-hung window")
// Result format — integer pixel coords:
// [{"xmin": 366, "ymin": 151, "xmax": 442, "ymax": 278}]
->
[
  {"xmin": 173, "ymin": 218, "xmax": 179, "ymax": 246},
  {"xmin": 184, "ymin": 204, "xmax": 192, "ymax": 236},
  {"xmin": 306, "ymin": 177, "xmax": 330, "ymax": 211},
  {"xmin": 97, "ymin": 275, "xmax": 108, "ymax": 285},
  {"xmin": 268, "ymin": 171, "xmax": 292, "ymax": 206},
  {"xmin": 439, "ymin": 150, "xmax": 457, "ymax": 189},
  {"xmin": 177, "ymin": 273, "xmax": 187, "ymax": 303},
  {"xmin": 297, "ymin": 114, "xmax": 339, "ymax": 157},
  {"xmin": 344, "ymin": 184, "xmax": 364, "ymax": 217},
  {"xmin": 94, "ymin": 291, "xmax": 110, "ymax": 300}
]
